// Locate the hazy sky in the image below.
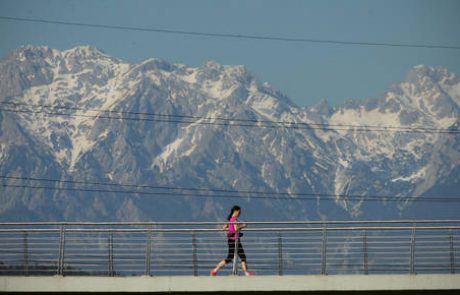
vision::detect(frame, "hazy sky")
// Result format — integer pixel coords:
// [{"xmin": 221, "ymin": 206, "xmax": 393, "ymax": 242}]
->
[{"xmin": 1, "ymin": 0, "xmax": 459, "ymax": 106}]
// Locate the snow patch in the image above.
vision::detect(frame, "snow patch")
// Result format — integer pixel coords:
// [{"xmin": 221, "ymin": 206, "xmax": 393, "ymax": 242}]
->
[
  {"xmin": 338, "ymin": 158, "xmax": 350, "ymax": 168},
  {"xmin": 329, "ymin": 107, "xmax": 401, "ymax": 132},
  {"xmin": 181, "ymin": 69, "xmax": 198, "ymax": 84},
  {"xmin": 202, "ymin": 79, "xmax": 237, "ymax": 99},
  {"xmin": 391, "ymin": 166, "xmax": 427, "ymax": 182},
  {"xmin": 0, "ymin": 143, "xmax": 5, "ymax": 161}
]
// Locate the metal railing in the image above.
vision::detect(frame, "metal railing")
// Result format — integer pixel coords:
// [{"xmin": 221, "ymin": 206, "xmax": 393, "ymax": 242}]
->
[{"xmin": 0, "ymin": 220, "xmax": 459, "ymax": 276}]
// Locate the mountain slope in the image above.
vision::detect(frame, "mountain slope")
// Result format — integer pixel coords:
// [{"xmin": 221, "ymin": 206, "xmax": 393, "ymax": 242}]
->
[{"xmin": 0, "ymin": 45, "xmax": 459, "ymax": 221}]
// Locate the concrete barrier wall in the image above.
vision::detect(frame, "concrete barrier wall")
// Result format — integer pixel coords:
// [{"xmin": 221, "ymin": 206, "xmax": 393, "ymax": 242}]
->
[{"xmin": 1, "ymin": 274, "xmax": 460, "ymax": 293}]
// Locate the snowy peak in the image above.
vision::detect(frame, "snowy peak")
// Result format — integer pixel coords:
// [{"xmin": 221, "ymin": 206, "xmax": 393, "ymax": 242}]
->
[
  {"xmin": 311, "ymin": 99, "xmax": 333, "ymax": 116},
  {"xmin": 9, "ymin": 45, "xmax": 112, "ymax": 69},
  {"xmin": 61, "ymin": 45, "xmax": 108, "ymax": 59},
  {"xmin": 407, "ymin": 65, "xmax": 458, "ymax": 86},
  {"xmin": 11, "ymin": 45, "xmax": 60, "ymax": 63},
  {"xmin": 1, "ymin": 46, "xmax": 134, "ymax": 169},
  {"xmin": 331, "ymin": 65, "xmax": 459, "ymax": 131}
]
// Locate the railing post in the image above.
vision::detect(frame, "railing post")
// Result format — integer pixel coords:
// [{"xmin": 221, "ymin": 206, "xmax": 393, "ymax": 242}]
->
[
  {"xmin": 278, "ymin": 232, "xmax": 283, "ymax": 276},
  {"xmin": 449, "ymin": 230, "xmax": 455, "ymax": 274},
  {"xmin": 145, "ymin": 229, "xmax": 152, "ymax": 276},
  {"xmin": 23, "ymin": 231, "xmax": 29, "ymax": 275},
  {"xmin": 410, "ymin": 224, "xmax": 416, "ymax": 274},
  {"xmin": 57, "ymin": 225, "xmax": 65, "ymax": 276},
  {"xmin": 232, "ymin": 233, "xmax": 238, "ymax": 276},
  {"xmin": 108, "ymin": 232, "xmax": 114, "ymax": 276},
  {"xmin": 363, "ymin": 229, "xmax": 368, "ymax": 275},
  {"xmin": 321, "ymin": 226, "xmax": 327, "ymax": 275},
  {"xmin": 192, "ymin": 232, "xmax": 198, "ymax": 276}
]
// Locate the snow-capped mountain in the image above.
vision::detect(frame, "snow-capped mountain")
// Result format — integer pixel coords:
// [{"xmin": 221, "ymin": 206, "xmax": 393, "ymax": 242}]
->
[{"xmin": 0, "ymin": 45, "xmax": 458, "ymax": 221}]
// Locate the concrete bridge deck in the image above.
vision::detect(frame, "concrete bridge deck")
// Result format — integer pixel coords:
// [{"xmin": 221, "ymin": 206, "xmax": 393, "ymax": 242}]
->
[{"xmin": 2, "ymin": 274, "xmax": 460, "ymax": 293}]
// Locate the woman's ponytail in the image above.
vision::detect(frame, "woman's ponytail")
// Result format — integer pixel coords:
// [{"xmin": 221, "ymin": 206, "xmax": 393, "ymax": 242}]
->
[{"xmin": 227, "ymin": 205, "xmax": 241, "ymax": 221}]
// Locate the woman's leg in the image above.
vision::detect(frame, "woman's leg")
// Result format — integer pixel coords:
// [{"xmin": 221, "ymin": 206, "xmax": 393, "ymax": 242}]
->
[
  {"xmin": 237, "ymin": 240, "xmax": 249, "ymax": 273},
  {"xmin": 212, "ymin": 239, "xmax": 235, "ymax": 274},
  {"xmin": 212, "ymin": 259, "xmax": 227, "ymax": 273}
]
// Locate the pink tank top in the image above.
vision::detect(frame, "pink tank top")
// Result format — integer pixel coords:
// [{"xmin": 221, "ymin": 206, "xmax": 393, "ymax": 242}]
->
[{"xmin": 228, "ymin": 216, "xmax": 238, "ymax": 240}]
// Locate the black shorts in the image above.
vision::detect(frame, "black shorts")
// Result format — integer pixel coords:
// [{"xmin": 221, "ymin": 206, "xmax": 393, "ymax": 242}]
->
[{"xmin": 225, "ymin": 238, "xmax": 247, "ymax": 263}]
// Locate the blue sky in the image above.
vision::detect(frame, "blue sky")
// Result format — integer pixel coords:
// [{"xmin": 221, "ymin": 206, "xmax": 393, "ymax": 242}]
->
[{"xmin": 1, "ymin": 0, "xmax": 459, "ymax": 106}]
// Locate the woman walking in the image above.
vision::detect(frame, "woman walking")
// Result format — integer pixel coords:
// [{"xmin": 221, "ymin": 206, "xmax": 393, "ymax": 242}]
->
[{"xmin": 211, "ymin": 205, "xmax": 253, "ymax": 276}]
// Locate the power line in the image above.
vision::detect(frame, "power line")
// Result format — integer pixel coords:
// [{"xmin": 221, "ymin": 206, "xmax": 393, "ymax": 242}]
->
[
  {"xmin": 3, "ymin": 182, "xmax": 459, "ymax": 203},
  {"xmin": 1, "ymin": 102, "xmax": 458, "ymax": 134},
  {"xmin": 1, "ymin": 175, "xmax": 459, "ymax": 203},
  {"xmin": 2, "ymin": 106, "xmax": 352, "ymax": 131},
  {"xmin": 1, "ymin": 15, "xmax": 460, "ymax": 50},
  {"xmin": 2, "ymin": 107, "xmax": 457, "ymax": 134},
  {"xmin": 2, "ymin": 101, "xmax": 453, "ymax": 132}
]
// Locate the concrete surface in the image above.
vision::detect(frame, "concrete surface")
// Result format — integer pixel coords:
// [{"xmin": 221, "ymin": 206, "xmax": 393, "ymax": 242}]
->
[{"xmin": 1, "ymin": 274, "xmax": 460, "ymax": 293}]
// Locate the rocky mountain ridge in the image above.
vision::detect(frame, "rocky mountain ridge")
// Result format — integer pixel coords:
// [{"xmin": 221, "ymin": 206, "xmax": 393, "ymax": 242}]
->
[{"xmin": 0, "ymin": 45, "xmax": 458, "ymax": 221}]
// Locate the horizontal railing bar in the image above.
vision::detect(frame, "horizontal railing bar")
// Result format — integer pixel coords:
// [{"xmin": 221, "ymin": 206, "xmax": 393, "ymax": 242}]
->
[
  {"xmin": 1, "ymin": 225, "xmax": 460, "ymax": 233},
  {"xmin": 63, "ymin": 248, "xmax": 110, "ymax": 252},
  {"xmin": 279, "ymin": 254, "xmax": 322, "ymax": 258},
  {"xmin": 156, "ymin": 266, "xmax": 211, "ymax": 270},
  {"xmin": 13, "ymin": 260, "xmax": 56, "ymax": 265},
  {"xmin": 153, "ymin": 236, "xmax": 209, "ymax": 240},
  {"xmin": 0, "ymin": 244, "xmax": 59, "ymax": 249},
  {"xmin": 64, "ymin": 259, "xmax": 113, "ymax": 264},
  {"xmin": 65, "ymin": 252, "xmax": 142, "ymax": 256},
  {"xmin": 112, "ymin": 249, "xmax": 148, "ymax": 253},
  {"xmin": 0, "ymin": 252, "xmax": 36, "ymax": 256},
  {"xmin": 367, "ymin": 252, "xmax": 410, "ymax": 255},
  {"xmin": 274, "ymin": 240, "xmax": 323, "ymax": 244},
  {"xmin": 150, "ymin": 254, "xmax": 195, "ymax": 258},
  {"xmin": 367, "ymin": 258, "xmax": 410, "ymax": 262},
  {"xmin": 324, "ymin": 258, "xmax": 365, "ymax": 262},
  {"xmin": 366, "ymin": 240, "xmax": 411, "ymax": 245},
  {"xmin": 412, "ymin": 263, "xmax": 454, "ymax": 266},
  {"xmin": 65, "ymin": 257, "xmax": 137, "ymax": 264},
  {"xmin": 0, "ymin": 270, "xmax": 56, "ymax": 274},
  {"xmin": 367, "ymin": 245, "xmax": 411, "ymax": 250},
  {"xmin": 105, "ymin": 265, "xmax": 145, "ymax": 269},
  {"xmin": 13, "ymin": 244, "xmax": 59, "ymax": 251},
  {"xmin": 1, "ymin": 251, "xmax": 93, "ymax": 255},
  {"xmin": 63, "ymin": 264, "xmax": 111, "ymax": 268},
  {"xmin": 112, "ymin": 242, "xmax": 150, "ymax": 246},
  {"xmin": 2, "ymin": 220, "xmax": 460, "ymax": 226},
  {"xmin": 150, "ymin": 258, "xmax": 197, "ymax": 262},
  {"xmin": 325, "ymin": 237, "xmax": 365, "ymax": 241},
  {"xmin": 112, "ymin": 255, "xmax": 148, "ymax": 259},
  {"xmin": 367, "ymin": 259, "xmax": 411, "ymax": 263},
  {"xmin": 64, "ymin": 240, "xmax": 111, "ymax": 244},
  {"xmin": 279, "ymin": 257, "xmax": 322, "ymax": 262},
  {"xmin": 415, "ymin": 248, "xmax": 451, "ymax": 252},
  {"xmin": 150, "ymin": 270, "xmax": 197, "ymax": 273},
  {"xmin": 19, "ymin": 252, "xmax": 60, "ymax": 257},
  {"xmin": 413, "ymin": 235, "xmax": 454, "ymax": 239},
  {"xmin": 415, "ymin": 244, "xmax": 451, "ymax": 248},
  {"xmin": 415, "ymin": 258, "xmax": 451, "ymax": 262},
  {"xmin": 0, "ymin": 237, "xmax": 59, "ymax": 246}
]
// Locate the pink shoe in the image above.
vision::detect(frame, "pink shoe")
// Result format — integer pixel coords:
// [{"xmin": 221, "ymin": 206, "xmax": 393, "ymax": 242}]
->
[
  {"xmin": 245, "ymin": 272, "xmax": 254, "ymax": 276},
  {"xmin": 210, "ymin": 271, "xmax": 217, "ymax": 276}
]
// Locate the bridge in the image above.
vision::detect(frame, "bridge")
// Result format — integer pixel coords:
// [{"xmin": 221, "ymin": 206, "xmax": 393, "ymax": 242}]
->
[{"xmin": 1, "ymin": 220, "xmax": 459, "ymax": 293}]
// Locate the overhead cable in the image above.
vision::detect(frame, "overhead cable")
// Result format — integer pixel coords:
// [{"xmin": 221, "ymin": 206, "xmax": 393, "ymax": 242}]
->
[
  {"xmin": 1, "ymin": 16, "xmax": 460, "ymax": 50},
  {"xmin": 1, "ymin": 175, "xmax": 459, "ymax": 203},
  {"xmin": 1, "ymin": 102, "xmax": 458, "ymax": 134}
]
